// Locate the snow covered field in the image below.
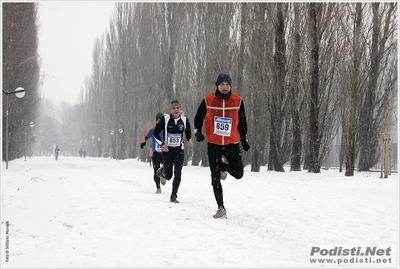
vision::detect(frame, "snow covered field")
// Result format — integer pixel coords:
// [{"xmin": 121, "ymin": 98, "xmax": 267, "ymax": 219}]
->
[{"xmin": 1, "ymin": 156, "xmax": 398, "ymax": 268}]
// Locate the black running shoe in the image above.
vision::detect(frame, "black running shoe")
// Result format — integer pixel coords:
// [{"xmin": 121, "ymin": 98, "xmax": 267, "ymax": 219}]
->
[
  {"xmin": 170, "ymin": 195, "xmax": 179, "ymax": 203},
  {"xmin": 157, "ymin": 167, "xmax": 166, "ymax": 185}
]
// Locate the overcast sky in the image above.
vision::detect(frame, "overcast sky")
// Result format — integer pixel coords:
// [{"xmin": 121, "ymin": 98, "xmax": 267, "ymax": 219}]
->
[{"xmin": 38, "ymin": 1, "xmax": 115, "ymax": 105}]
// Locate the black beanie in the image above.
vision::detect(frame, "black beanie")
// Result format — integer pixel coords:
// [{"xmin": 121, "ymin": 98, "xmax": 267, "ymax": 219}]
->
[
  {"xmin": 215, "ymin": 72, "xmax": 232, "ymax": 87},
  {"xmin": 170, "ymin": 100, "xmax": 181, "ymax": 109},
  {"xmin": 156, "ymin": 113, "xmax": 164, "ymax": 121}
]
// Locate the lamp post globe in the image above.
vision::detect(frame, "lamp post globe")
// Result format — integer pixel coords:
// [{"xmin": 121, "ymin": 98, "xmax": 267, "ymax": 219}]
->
[
  {"xmin": 14, "ymin": 87, "xmax": 25, "ymax": 98},
  {"xmin": 3, "ymin": 87, "xmax": 26, "ymax": 169}
]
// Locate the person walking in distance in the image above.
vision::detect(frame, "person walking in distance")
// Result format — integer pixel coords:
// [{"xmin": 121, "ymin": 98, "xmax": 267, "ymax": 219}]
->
[
  {"xmin": 140, "ymin": 113, "xmax": 164, "ymax": 194},
  {"xmin": 153, "ymin": 100, "xmax": 193, "ymax": 203},
  {"xmin": 194, "ymin": 72, "xmax": 250, "ymax": 218},
  {"xmin": 55, "ymin": 145, "xmax": 61, "ymax": 161}
]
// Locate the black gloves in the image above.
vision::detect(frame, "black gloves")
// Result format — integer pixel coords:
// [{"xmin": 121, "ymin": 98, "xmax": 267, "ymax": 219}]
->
[
  {"xmin": 241, "ymin": 138, "xmax": 250, "ymax": 151},
  {"xmin": 195, "ymin": 129, "xmax": 205, "ymax": 142},
  {"xmin": 196, "ymin": 133, "xmax": 205, "ymax": 142},
  {"xmin": 140, "ymin": 142, "xmax": 146, "ymax": 149}
]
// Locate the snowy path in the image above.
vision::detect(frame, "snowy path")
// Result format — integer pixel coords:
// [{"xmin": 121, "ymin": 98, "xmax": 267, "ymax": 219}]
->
[{"xmin": 1, "ymin": 156, "xmax": 398, "ymax": 267}]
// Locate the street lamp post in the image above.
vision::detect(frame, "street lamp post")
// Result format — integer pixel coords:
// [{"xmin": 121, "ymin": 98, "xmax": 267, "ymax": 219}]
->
[
  {"xmin": 24, "ymin": 121, "xmax": 34, "ymax": 161},
  {"xmin": 2, "ymin": 87, "xmax": 25, "ymax": 169},
  {"xmin": 91, "ymin": 135, "xmax": 96, "ymax": 157},
  {"xmin": 110, "ymin": 128, "xmax": 123, "ymax": 160},
  {"xmin": 97, "ymin": 137, "xmax": 101, "ymax": 157}
]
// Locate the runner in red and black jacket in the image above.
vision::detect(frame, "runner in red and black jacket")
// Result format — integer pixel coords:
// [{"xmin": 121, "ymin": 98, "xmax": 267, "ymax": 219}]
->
[{"xmin": 194, "ymin": 72, "xmax": 250, "ymax": 219}]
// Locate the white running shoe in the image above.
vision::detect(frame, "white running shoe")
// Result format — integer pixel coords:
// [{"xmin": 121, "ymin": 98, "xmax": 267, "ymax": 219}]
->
[
  {"xmin": 220, "ymin": 171, "xmax": 228, "ymax": 180},
  {"xmin": 213, "ymin": 206, "xmax": 227, "ymax": 219}
]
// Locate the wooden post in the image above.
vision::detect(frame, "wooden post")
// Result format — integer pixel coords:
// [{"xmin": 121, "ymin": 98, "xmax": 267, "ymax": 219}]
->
[
  {"xmin": 325, "ymin": 148, "xmax": 330, "ymax": 170},
  {"xmin": 385, "ymin": 133, "xmax": 391, "ymax": 178},
  {"xmin": 389, "ymin": 142, "xmax": 392, "ymax": 176},
  {"xmin": 380, "ymin": 133, "xmax": 385, "ymax": 178}
]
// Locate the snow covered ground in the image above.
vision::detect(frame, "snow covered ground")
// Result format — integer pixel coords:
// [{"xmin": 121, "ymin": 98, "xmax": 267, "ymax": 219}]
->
[{"xmin": 1, "ymin": 156, "xmax": 398, "ymax": 268}]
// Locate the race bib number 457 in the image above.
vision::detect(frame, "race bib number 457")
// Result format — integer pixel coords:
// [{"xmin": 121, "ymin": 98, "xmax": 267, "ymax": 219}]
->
[{"xmin": 214, "ymin": 116, "xmax": 232, "ymax": 136}]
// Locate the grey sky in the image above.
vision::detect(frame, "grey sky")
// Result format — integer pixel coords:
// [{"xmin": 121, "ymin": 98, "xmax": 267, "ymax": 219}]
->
[{"xmin": 38, "ymin": 1, "xmax": 114, "ymax": 105}]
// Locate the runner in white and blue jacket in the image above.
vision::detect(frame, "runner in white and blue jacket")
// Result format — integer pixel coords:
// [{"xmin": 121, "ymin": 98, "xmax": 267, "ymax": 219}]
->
[
  {"xmin": 153, "ymin": 100, "xmax": 193, "ymax": 203},
  {"xmin": 140, "ymin": 112, "xmax": 164, "ymax": 193}
]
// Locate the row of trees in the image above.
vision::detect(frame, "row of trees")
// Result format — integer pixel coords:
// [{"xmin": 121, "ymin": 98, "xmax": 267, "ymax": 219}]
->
[
  {"xmin": 3, "ymin": 3, "xmax": 397, "ymax": 177},
  {"xmin": 76, "ymin": 2, "xmax": 397, "ymax": 175},
  {"xmin": 2, "ymin": 3, "xmax": 41, "ymax": 162}
]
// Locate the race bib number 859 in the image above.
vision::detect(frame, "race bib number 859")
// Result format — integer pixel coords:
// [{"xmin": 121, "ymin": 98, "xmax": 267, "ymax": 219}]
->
[{"xmin": 214, "ymin": 116, "xmax": 232, "ymax": 136}]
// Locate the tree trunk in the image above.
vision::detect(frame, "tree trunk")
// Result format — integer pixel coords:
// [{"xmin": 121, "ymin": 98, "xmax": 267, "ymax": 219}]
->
[
  {"xmin": 345, "ymin": 3, "xmax": 362, "ymax": 177},
  {"xmin": 290, "ymin": 3, "xmax": 302, "ymax": 172},
  {"xmin": 308, "ymin": 3, "xmax": 321, "ymax": 173},
  {"xmin": 268, "ymin": 3, "xmax": 288, "ymax": 172}
]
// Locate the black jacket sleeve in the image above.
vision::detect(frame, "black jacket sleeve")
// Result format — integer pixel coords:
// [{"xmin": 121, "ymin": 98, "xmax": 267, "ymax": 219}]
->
[
  {"xmin": 194, "ymin": 99, "xmax": 206, "ymax": 133},
  {"xmin": 185, "ymin": 117, "xmax": 192, "ymax": 141},
  {"xmin": 153, "ymin": 116, "xmax": 165, "ymax": 145},
  {"xmin": 238, "ymin": 100, "xmax": 248, "ymax": 140}
]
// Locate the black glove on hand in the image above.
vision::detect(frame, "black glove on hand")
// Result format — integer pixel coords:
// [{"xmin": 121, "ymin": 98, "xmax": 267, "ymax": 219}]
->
[
  {"xmin": 140, "ymin": 142, "xmax": 146, "ymax": 149},
  {"xmin": 241, "ymin": 139, "xmax": 250, "ymax": 151},
  {"xmin": 195, "ymin": 133, "xmax": 205, "ymax": 142}
]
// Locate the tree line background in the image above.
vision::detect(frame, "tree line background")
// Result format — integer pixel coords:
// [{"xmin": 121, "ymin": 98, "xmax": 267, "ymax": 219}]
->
[
  {"xmin": 2, "ymin": 3, "xmax": 398, "ymax": 176},
  {"xmin": 2, "ymin": 3, "xmax": 41, "ymax": 164}
]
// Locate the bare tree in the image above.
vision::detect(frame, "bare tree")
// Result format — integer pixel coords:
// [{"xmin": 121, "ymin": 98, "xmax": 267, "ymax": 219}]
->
[
  {"xmin": 73, "ymin": 2, "xmax": 397, "ymax": 175},
  {"xmin": 191, "ymin": 3, "xmax": 209, "ymax": 167},
  {"xmin": 308, "ymin": 3, "xmax": 321, "ymax": 173},
  {"xmin": 266, "ymin": 3, "xmax": 292, "ymax": 172},
  {"xmin": 358, "ymin": 3, "xmax": 398, "ymax": 171},
  {"xmin": 289, "ymin": 3, "xmax": 305, "ymax": 171},
  {"xmin": 247, "ymin": 3, "xmax": 268, "ymax": 172},
  {"xmin": 290, "ymin": 3, "xmax": 303, "ymax": 171},
  {"xmin": 307, "ymin": 3, "xmax": 342, "ymax": 173},
  {"xmin": 344, "ymin": 3, "xmax": 363, "ymax": 176},
  {"xmin": 2, "ymin": 3, "xmax": 40, "ymax": 161}
]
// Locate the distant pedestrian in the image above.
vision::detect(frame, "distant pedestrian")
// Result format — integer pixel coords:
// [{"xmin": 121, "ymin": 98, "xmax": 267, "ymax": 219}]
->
[
  {"xmin": 79, "ymin": 149, "xmax": 83, "ymax": 158},
  {"xmin": 83, "ymin": 149, "xmax": 86, "ymax": 158},
  {"xmin": 194, "ymin": 72, "xmax": 250, "ymax": 218},
  {"xmin": 153, "ymin": 100, "xmax": 193, "ymax": 203},
  {"xmin": 140, "ymin": 112, "xmax": 164, "ymax": 194},
  {"xmin": 55, "ymin": 146, "xmax": 61, "ymax": 161}
]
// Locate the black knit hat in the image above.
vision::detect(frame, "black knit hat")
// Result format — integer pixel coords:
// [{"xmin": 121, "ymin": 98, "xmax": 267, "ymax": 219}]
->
[
  {"xmin": 156, "ymin": 113, "xmax": 164, "ymax": 121},
  {"xmin": 215, "ymin": 72, "xmax": 232, "ymax": 87},
  {"xmin": 170, "ymin": 99, "xmax": 181, "ymax": 109}
]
